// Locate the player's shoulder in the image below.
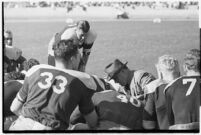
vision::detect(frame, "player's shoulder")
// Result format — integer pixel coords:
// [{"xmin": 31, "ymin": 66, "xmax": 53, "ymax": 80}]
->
[
  {"xmin": 61, "ymin": 27, "xmax": 76, "ymax": 40},
  {"xmin": 145, "ymin": 79, "xmax": 167, "ymax": 94},
  {"xmin": 68, "ymin": 71, "xmax": 98, "ymax": 90},
  {"xmin": 52, "ymin": 66, "xmax": 98, "ymax": 90},
  {"xmin": 164, "ymin": 76, "xmax": 183, "ymax": 94},
  {"xmin": 26, "ymin": 64, "xmax": 45, "ymax": 77},
  {"xmin": 180, "ymin": 75, "xmax": 200, "ymax": 80},
  {"xmin": 85, "ymin": 29, "xmax": 97, "ymax": 43},
  {"xmin": 134, "ymin": 70, "xmax": 154, "ymax": 79},
  {"xmin": 91, "ymin": 75, "xmax": 107, "ymax": 90}
]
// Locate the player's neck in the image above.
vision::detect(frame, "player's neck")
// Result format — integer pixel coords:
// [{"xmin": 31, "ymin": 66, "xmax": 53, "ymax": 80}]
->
[
  {"xmin": 163, "ymin": 75, "xmax": 177, "ymax": 83},
  {"xmin": 186, "ymin": 71, "xmax": 200, "ymax": 76},
  {"xmin": 55, "ymin": 61, "xmax": 73, "ymax": 70}
]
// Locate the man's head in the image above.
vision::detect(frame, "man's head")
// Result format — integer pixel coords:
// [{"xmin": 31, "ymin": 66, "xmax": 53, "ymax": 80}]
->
[
  {"xmin": 105, "ymin": 59, "xmax": 129, "ymax": 86},
  {"xmin": 75, "ymin": 20, "xmax": 90, "ymax": 40},
  {"xmin": 156, "ymin": 55, "xmax": 180, "ymax": 79},
  {"xmin": 4, "ymin": 30, "xmax": 13, "ymax": 46},
  {"xmin": 53, "ymin": 39, "xmax": 81, "ymax": 70},
  {"xmin": 22, "ymin": 58, "xmax": 40, "ymax": 71},
  {"xmin": 183, "ymin": 49, "xmax": 200, "ymax": 73}
]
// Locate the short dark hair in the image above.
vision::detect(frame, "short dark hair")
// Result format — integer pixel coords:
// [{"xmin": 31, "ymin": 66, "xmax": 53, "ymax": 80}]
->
[
  {"xmin": 184, "ymin": 49, "xmax": 200, "ymax": 72},
  {"xmin": 77, "ymin": 20, "xmax": 90, "ymax": 33},
  {"xmin": 23, "ymin": 58, "xmax": 40, "ymax": 71},
  {"xmin": 53, "ymin": 39, "xmax": 78, "ymax": 62}
]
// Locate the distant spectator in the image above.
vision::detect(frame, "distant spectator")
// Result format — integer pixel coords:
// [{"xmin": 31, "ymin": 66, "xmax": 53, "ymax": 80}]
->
[
  {"xmin": 4, "ymin": 30, "xmax": 26, "ymax": 73},
  {"xmin": 4, "ymin": 30, "xmax": 13, "ymax": 46}
]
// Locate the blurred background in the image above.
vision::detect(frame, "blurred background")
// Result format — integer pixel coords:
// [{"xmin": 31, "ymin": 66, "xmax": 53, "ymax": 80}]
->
[{"xmin": 3, "ymin": 0, "xmax": 199, "ymax": 77}]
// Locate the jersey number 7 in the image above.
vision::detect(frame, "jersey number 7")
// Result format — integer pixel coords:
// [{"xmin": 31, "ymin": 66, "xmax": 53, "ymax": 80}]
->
[
  {"xmin": 38, "ymin": 72, "xmax": 68, "ymax": 94},
  {"xmin": 182, "ymin": 78, "xmax": 197, "ymax": 96}
]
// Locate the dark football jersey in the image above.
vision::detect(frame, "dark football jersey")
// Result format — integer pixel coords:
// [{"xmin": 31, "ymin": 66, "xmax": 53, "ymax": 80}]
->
[
  {"xmin": 143, "ymin": 83, "xmax": 169, "ymax": 129},
  {"xmin": 165, "ymin": 76, "xmax": 200, "ymax": 126},
  {"xmin": 4, "ymin": 80, "xmax": 23, "ymax": 117},
  {"xmin": 17, "ymin": 64, "xmax": 99, "ymax": 130},
  {"xmin": 4, "ymin": 80, "xmax": 23, "ymax": 131},
  {"xmin": 92, "ymin": 90, "xmax": 143, "ymax": 129}
]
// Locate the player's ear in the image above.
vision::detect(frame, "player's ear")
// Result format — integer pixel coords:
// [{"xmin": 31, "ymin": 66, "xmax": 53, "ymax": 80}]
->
[{"xmin": 183, "ymin": 64, "xmax": 187, "ymax": 72}]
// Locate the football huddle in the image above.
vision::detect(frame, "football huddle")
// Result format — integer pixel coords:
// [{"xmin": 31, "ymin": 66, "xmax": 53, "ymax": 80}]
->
[{"xmin": 3, "ymin": 20, "xmax": 200, "ymax": 131}]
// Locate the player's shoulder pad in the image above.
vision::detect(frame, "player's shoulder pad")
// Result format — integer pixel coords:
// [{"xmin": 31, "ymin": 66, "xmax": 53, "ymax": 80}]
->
[
  {"xmin": 85, "ymin": 29, "xmax": 97, "ymax": 44},
  {"xmin": 67, "ymin": 70, "xmax": 97, "ymax": 90},
  {"xmin": 91, "ymin": 75, "xmax": 106, "ymax": 90},
  {"xmin": 133, "ymin": 70, "xmax": 147, "ymax": 81},
  {"xmin": 25, "ymin": 64, "xmax": 44, "ymax": 77},
  {"xmin": 35, "ymin": 64, "xmax": 97, "ymax": 90},
  {"xmin": 163, "ymin": 76, "xmax": 183, "ymax": 94},
  {"xmin": 4, "ymin": 80, "xmax": 24, "ymax": 86},
  {"xmin": 144, "ymin": 79, "xmax": 166, "ymax": 94},
  {"xmin": 98, "ymin": 90, "xmax": 114, "ymax": 94},
  {"xmin": 17, "ymin": 80, "xmax": 24, "ymax": 84}
]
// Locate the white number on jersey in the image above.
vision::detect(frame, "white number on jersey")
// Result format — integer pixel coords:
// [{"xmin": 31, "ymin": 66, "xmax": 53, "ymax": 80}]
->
[
  {"xmin": 117, "ymin": 94, "xmax": 141, "ymax": 107},
  {"xmin": 38, "ymin": 72, "xmax": 68, "ymax": 94},
  {"xmin": 182, "ymin": 78, "xmax": 197, "ymax": 96}
]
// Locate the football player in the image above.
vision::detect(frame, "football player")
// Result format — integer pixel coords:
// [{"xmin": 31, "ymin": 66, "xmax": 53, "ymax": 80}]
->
[
  {"xmin": 164, "ymin": 49, "xmax": 200, "ymax": 130},
  {"xmin": 4, "ymin": 80, "xmax": 24, "ymax": 130},
  {"xmin": 143, "ymin": 55, "xmax": 180, "ymax": 129},
  {"xmin": 48, "ymin": 20, "xmax": 97, "ymax": 72},
  {"xmin": 9, "ymin": 39, "xmax": 98, "ymax": 130},
  {"xmin": 71, "ymin": 90, "xmax": 144, "ymax": 130},
  {"xmin": 4, "ymin": 58, "xmax": 40, "ymax": 130}
]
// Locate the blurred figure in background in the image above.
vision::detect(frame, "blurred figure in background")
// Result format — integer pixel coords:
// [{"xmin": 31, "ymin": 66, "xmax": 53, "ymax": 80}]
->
[
  {"xmin": 4, "ymin": 30, "xmax": 26, "ymax": 73},
  {"xmin": 143, "ymin": 55, "xmax": 180, "ymax": 130},
  {"xmin": 4, "ymin": 30, "xmax": 13, "ymax": 46},
  {"xmin": 165, "ymin": 49, "xmax": 200, "ymax": 130},
  {"xmin": 48, "ymin": 20, "xmax": 97, "ymax": 72}
]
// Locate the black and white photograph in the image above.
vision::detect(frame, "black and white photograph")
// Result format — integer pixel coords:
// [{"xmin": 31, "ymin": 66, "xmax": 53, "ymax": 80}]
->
[{"xmin": 2, "ymin": 0, "xmax": 200, "ymax": 133}]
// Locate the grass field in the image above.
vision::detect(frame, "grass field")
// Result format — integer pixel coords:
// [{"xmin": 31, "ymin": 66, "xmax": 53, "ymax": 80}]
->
[{"xmin": 4, "ymin": 20, "xmax": 199, "ymax": 78}]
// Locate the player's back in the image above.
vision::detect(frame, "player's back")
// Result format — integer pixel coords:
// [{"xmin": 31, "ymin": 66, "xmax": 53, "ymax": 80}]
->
[
  {"xmin": 165, "ymin": 76, "xmax": 200, "ymax": 125},
  {"xmin": 92, "ymin": 90, "xmax": 143, "ymax": 129},
  {"xmin": 20, "ymin": 64, "xmax": 97, "ymax": 129}
]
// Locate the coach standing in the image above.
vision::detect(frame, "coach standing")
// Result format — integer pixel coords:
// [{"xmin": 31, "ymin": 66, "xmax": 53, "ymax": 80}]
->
[{"xmin": 48, "ymin": 20, "xmax": 97, "ymax": 72}]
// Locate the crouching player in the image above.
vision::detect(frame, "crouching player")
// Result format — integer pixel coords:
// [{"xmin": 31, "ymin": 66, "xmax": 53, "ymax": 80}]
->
[
  {"xmin": 9, "ymin": 39, "xmax": 98, "ymax": 130},
  {"xmin": 70, "ymin": 90, "xmax": 144, "ymax": 130}
]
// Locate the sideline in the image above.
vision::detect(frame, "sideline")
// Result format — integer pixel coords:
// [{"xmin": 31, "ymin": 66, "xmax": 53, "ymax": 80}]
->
[{"xmin": 5, "ymin": 18, "xmax": 198, "ymax": 23}]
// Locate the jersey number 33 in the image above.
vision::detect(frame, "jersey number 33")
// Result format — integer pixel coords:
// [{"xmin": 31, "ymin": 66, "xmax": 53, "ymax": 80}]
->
[{"xmin": 38, "ymin": 72, "xmax": 68, "ymax": 94}]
